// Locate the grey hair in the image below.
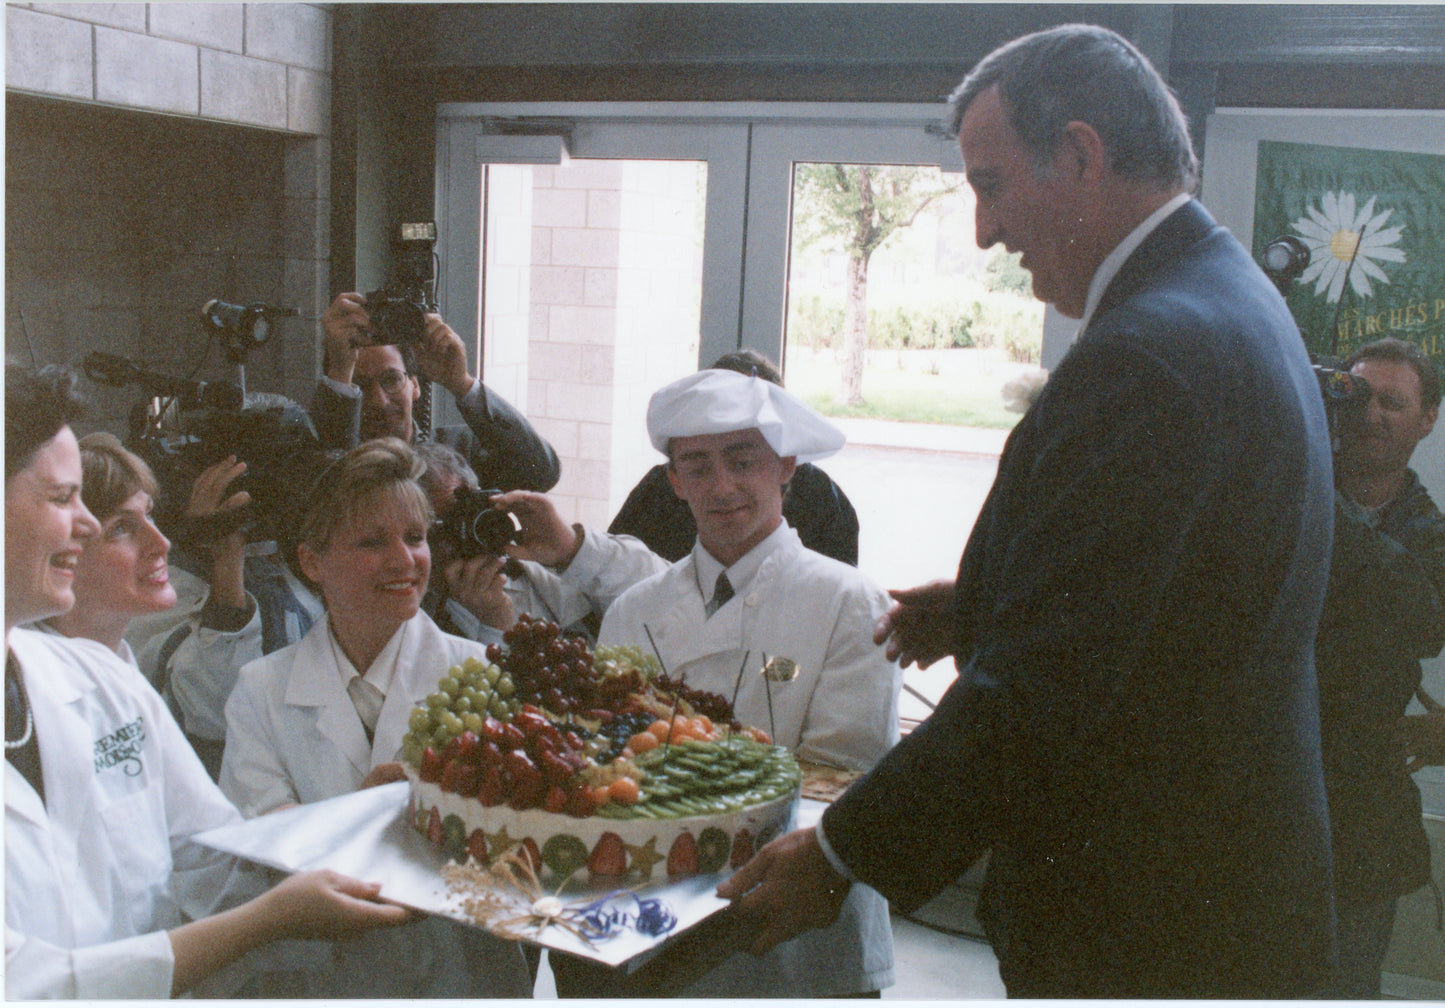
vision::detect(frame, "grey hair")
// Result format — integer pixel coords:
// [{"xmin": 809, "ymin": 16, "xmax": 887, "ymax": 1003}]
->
[
  {"xmin": 413, "ymin": 440, "xmax": 479, "ymax": 494},
  {"xmin": 948, "ymin": 23, "xmax": 1199, "ymax": 193}
]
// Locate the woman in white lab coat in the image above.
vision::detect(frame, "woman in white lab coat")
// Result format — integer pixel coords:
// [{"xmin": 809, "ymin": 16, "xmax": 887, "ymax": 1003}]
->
[
  {"xmin": 41, "ymin": 434, "xmax": 263, "ymax": 776},
  {"xmin": 219, "ymin": 436, "xmax": 531, "ymax": 997},
  {"xmin": 3, "ymin": 362, "xmax": 411, "ymax": 1000}
]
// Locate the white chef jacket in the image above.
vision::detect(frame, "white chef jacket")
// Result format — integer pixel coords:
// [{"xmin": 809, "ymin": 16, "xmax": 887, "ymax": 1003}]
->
[
  {"xmin": 218, "ymin": 611, "xmax": 531, "ymax": 998},
  {"xmin": 4, "ymin": 627, "xmax": 261, "ymax": 999},
  {"xmin": 599, "ymin": 523, "xmax": 901, "ymax": 996}
]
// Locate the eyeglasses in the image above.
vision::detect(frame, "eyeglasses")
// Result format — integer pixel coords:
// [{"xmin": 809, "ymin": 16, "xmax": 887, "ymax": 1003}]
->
[{"xmin": 355, "ymin": 369, "xmax": 411, "ymax": 396}]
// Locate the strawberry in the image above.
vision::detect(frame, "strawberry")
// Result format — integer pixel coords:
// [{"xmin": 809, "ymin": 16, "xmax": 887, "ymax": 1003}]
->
[
  {"xmin": 441, "ymin": 760, "xmax": 482, "ymax": 797},
  {"xmin": 419, "ymin": 747, "xmax": 444, "ymax": 783},
  {"xmin": 565, "ymin": 782, "xmax": 598, "ymax": 819},
  {"xmin": 467, "ymin": 829, "xmax": 488, "ymax": 864},
  {"xmin": 667, "ymin": 831, "xmax": 699, "ymax": 876},
  {"xmin": 518, "ymin": 837, "xmax": 542, "ymax": 875},
  {"xmin": 589, "ymin": 831, "xmax": 627, "ymax": 877},
  {"xmin": 475, "ymin": 765, "xmax": 504, "ymax": 806},
  {"xmin": 730, "ymin": 828, "xmax": 754, "ymax": 868},
  {"xmin": 543, "ymin": 785, "xmax": 569, "ymax": 814}
]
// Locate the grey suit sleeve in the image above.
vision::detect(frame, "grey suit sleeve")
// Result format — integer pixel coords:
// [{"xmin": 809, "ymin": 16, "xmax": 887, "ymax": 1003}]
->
[{"xmin": 451, "ymin": 379, "xmax": 561, "ymax": 491}]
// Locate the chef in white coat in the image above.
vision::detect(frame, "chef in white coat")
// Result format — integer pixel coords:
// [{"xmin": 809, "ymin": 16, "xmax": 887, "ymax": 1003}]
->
[
  {"xmin": 219, "ymin": 436, "xmax": 531, "ymax": 997},
  {"xmin": 4, "ymin": 362, "xmax": 411, "ymax": 1000},
  {"xmin": 554, "ymin": 367, "xmax": 901, "ymax": 998}
]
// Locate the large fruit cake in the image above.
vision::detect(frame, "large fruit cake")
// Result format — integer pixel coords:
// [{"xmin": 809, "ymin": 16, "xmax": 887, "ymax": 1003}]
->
[{"xmin": 402, "ymin": 615, "xmax": 800, "ymax": 882}]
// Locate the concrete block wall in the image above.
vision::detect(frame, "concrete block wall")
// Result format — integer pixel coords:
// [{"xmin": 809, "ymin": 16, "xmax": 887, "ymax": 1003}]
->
[
  {"xmin": 6, "ymin": 3, "xmax": 329, "ymax": 134},
  {"xmin": 524, "ymin": 160, "xmax": 702, "ymax": 529},
  {"xmin": 6, "ymin": 3, "xmax": 334, "ymax": 411}
]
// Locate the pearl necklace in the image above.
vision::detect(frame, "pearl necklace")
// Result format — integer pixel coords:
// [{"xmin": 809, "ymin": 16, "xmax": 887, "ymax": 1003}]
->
[{"xmin": 5, "ymin": 654, "xmax": 34, "ymax": 751}]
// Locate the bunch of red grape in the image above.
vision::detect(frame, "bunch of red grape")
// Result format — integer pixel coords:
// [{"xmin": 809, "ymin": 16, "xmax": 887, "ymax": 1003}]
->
[
  {"xmin": 485, "ymin": 614, "xmax": 645, "ymax": 716},
  {"xmin": 654, "ymin": 672, "xmax": 736, "ymax": 728}
]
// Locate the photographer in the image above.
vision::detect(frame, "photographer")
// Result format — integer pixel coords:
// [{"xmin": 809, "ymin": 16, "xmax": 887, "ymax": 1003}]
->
[
  {"xmin": 314, "ymin": 292, "xmax": 559, "ymax": 493},
  {"xmin": 1315, "ymin": 336, "xmax": 1445, "ymax": 997},
  {"xmin": 415, "ymin": 441, "xmax": 665, "ymax": 645}
]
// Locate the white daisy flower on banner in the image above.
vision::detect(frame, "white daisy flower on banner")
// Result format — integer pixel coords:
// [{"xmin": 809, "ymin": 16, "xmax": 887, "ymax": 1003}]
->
[{"xmin": 1291, "ymin": 190, "xmax": 1406, "ymax": 303}]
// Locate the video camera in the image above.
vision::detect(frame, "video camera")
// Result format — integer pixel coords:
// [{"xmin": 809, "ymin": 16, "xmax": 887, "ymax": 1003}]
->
[
  {"xmin": 365, "ymin": 221, "xmax": 439, "ymax": 347},
  {"xmin": 1259, "ymin": 235, "xmax": 1371, "ymax": 433},
  {"xmin": 429, "ymin": 484, "xmax": 524, "ymax": 560},
  {"xmin": 81, "ymin": 298, "xmax": 323, "ymax": 550}
]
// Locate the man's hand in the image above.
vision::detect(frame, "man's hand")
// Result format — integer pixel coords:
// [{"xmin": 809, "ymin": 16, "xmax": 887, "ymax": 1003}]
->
[
  {"xmin": 185, "ymin": 456, "xmax": 252, "ymax": 609},
  {"xmin": 1400, "ymin": 691, "xmax": 1445, "ymax": 772},
  {"xmin": 715, "ymin": 827, "xmax": 850, "ymax": 956},
  {"xmin": 321, "ymin": 292, "xmax": 373, "ymax": 385},
  {"xmin": 873, "ymin": 578, "xmax": 958, "ymax": 668},
  {"xmin": 490, "ymin": 490, "xmax": 581, "ymax": 569},
  {"xmin": 414, "ymin": 313, "xmax": 475, "ymax": 399},
  {"xmin": 443, "ymin": 553, "xmax": 515, "ymax": 630}
]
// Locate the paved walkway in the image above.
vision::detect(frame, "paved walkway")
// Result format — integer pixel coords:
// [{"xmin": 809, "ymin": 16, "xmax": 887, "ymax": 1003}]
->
[{"xmin": 833, "ymin": 417, "xmax": 1010, "ymax": 457}]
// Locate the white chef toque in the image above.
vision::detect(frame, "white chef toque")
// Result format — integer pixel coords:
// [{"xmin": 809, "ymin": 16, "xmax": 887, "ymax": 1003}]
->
[{"xmin": 645, "ymin": 369, "xmax": 845, "ymax": 463}]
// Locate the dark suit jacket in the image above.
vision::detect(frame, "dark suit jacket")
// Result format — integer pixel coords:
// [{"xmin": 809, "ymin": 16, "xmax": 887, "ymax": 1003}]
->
[
  {"xmin": 311, "ymin": 378, "xmax": 560, "ymax": 492},
  {"xmin": 608, "ymin": 461, "xmax": 859, "ymax": 565},
  {"xmin": 822, "ymin": 201, "xmax": 1338, "ymax": 997},
  {"xmin": 1317, "ymin": 475, "xmax": 1443, "ymax": 905}
]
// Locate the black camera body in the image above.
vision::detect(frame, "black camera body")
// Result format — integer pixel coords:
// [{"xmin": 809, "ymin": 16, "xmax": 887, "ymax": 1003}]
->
[
  {"xmin": 366, "ymin": 221, "xmax": 439, "ymax": 347},
  {"xmin": 1314, "ymin": 362, "xmax": 1372, "ymax": 431},
  {"xmin": 431, "ymin": 485, "xmax": 524, "ymax": 559}
]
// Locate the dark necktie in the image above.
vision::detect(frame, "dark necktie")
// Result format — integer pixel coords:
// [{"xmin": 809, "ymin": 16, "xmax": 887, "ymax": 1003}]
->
[{"xmin": 706, "ymin": 572, "xmax": 734, "ymax": 618}]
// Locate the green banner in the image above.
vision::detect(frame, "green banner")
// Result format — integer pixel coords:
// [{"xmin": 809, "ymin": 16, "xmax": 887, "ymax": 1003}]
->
[{"xmin": 1253, "ymin": 139, "xmax": 1445, "ymax": 367}]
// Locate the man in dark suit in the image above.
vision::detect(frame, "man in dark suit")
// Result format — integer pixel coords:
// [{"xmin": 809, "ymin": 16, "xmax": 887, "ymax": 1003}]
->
[
  {"xmin": 312, "ymin": 292, "xmax": 560, "ymax": 493},
  {"xmin": 720, "ymin": 24, "xmax": 1338, "ymax": 998}
]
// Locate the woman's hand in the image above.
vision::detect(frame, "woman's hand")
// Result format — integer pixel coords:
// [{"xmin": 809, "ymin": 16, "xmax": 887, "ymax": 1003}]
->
[
  {"xmin": 167, "ymin": 868, "xmax": 414, "ymax": 994},
  {"xmin": 361, "ymin": 761, "xmax": 408, "ymax": 789}
]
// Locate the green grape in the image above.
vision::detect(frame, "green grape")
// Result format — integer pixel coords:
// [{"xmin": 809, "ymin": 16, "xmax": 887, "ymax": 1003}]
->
[
  {"xmin": 494, "ymin": 674, "xmax": 515, "ymax": 698},
  {"xmin": 462, "ymin": 711, "xmax": 484, "ymax": 734},
  {"xmin": 408, "ymin": 707, "xmax": 433, "ymax": 733},
  {"xmin": 438, "ymin": 675, "xmax": 461, "ymax": 697}
]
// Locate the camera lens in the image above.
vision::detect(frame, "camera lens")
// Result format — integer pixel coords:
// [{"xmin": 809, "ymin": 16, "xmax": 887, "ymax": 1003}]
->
[{"xmin": 468, "ymin": 508, "xmax": 522, "ymax": 556}]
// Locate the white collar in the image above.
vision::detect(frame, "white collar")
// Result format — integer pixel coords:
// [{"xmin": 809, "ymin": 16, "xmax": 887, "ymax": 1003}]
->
[
  {"xmin": 1076, "ymin": 192, "xmax": 1192, "ymax": 334},
  {"xmin": 326, "ymin": 614, "xmax": 405, "ymax": 696},
  {"xmin": 692, "ymin": 521, "xmax": 793, "ymax": 601}
]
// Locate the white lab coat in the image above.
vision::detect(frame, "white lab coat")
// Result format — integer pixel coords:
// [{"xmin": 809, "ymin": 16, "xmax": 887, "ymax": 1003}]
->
[
  {"xmin": 4, "ymin": 627, "xmax": 261, "ymax": 999},
  {"xmin": 598, "ymin": 524, "xmax": 901, "ymax": 996},
  {"xmin": 219, "ymin": 611, "xmax": 531, "ymax": 998},
  {"xmin": 135, "ymin": 589, "xmax": 263, "ymax": 745}
]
